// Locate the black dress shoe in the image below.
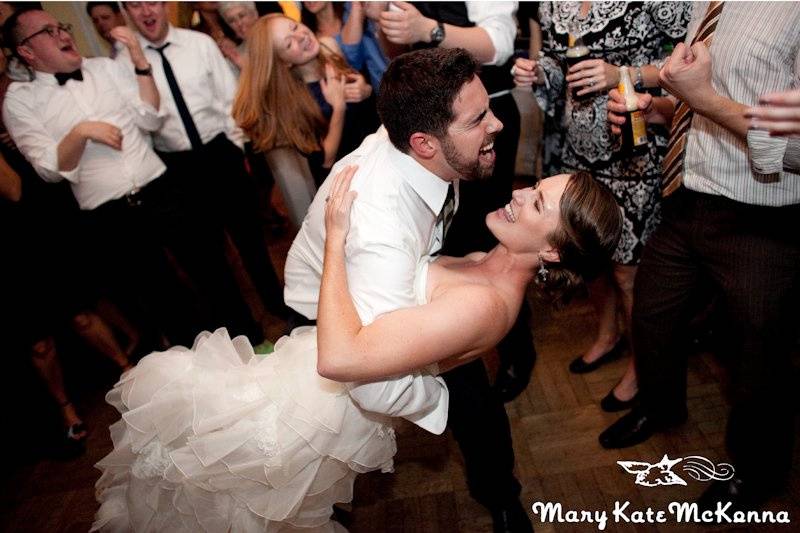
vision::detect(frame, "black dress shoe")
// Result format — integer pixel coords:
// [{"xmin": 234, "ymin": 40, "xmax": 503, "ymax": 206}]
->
[
  {"xmin": 600, "ymin": 388, "xmax": 638, "ymax": 412},
  {"xmin": 568, "ymin": 338, "xmax": 626, "ymax": 374},
  {"xmin": 598, "ymin": 408, "xmax": 687, "ymax": 449},
  {"xmin": 494, "ymin": 362, "xmax": 533, "ymax": 403},
  {"xmin": 491, "ymin": 499, "xmax": 534, "ymax": 533}
]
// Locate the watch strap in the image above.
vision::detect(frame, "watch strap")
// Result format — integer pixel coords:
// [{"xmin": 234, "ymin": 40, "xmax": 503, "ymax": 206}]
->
[
  {"xmin": 430, "ymin": 22, "xmax": 445, "ymax": 45},
  {"xmin": 135, "ymin": 64, "xmax": 153, "ymax": 76}
]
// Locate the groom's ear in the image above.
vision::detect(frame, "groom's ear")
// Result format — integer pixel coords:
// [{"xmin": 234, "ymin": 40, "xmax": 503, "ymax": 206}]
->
[{"xmin": 408, "ymin": 132, "xmax": 438, "ymax": 160}]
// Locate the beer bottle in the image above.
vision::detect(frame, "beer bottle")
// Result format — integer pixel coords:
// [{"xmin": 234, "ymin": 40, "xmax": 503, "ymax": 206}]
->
[
  {"xmin": 618, "ymin": 66, "xmax": 648, "ymax": 155},
  {"xmin": 566, "ymin": 31, "xmax": 590, "ymax": 100}
]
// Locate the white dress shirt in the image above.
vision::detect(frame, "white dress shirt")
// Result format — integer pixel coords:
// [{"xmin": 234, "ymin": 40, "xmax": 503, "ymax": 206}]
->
[
  {"xmin": 284, "ymin": 127, "xmax": 457, "ymax": 434},
  {"xmin": 116, "ymin": 25, "xmax": 244, "ymax": 152},
  {"xmin": 3, "ymin": 58, "xmax": 166, "ymax": 210},
  {"xmin": 681, "ymin": 2, "xmax": 800, "ymax": 206},
  {"xmin": 466, "ymin": 1, "xmax": 518, "ymax": 66}
]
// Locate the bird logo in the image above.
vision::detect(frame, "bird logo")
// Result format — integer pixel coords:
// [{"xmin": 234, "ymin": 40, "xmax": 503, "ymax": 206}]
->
[{"xmin": 617, "ymin": 455, "xmax": 735, "ymax": 487}]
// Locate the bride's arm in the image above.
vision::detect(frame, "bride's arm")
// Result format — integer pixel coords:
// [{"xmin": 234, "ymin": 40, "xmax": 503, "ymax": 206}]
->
[{"xmin": 317, "ymin": 167, "xmax": 509, "ymax": 382}]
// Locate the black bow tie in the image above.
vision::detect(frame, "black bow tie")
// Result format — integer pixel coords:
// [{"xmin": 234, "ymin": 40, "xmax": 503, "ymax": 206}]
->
[{"xmin": 55, "ymin": 69, "xmax": 83, "ymax": 86}]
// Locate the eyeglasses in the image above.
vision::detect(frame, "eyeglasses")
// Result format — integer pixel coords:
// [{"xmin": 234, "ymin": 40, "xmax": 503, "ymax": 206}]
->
[{"xmin": 19, "ymin": 23, "xmax": 73, "ymax": 46}]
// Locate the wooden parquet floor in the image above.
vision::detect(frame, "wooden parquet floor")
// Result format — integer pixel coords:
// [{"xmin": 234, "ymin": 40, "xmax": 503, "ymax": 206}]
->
[{"xmin": 1, "ymin": 222, "xmax": 798, "ymax": 533}]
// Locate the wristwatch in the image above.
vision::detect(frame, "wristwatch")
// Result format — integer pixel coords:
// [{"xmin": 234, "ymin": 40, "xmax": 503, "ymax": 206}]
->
[
  {"xmin": 633, "ymin": 66, "xmax": 644, "ymax": 91},
  {"xmin": 430, "ymin": 22, "xmax": 445, "ymax": 45},
  {"xmin": 135, "ymin": 63, "xmax": 153, "ymax": 76}
]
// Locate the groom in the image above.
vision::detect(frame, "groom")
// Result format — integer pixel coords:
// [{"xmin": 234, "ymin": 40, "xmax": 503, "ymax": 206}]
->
[{"xmin": 285, "ymin": 48, "xmax": 532, "ymax": 532}]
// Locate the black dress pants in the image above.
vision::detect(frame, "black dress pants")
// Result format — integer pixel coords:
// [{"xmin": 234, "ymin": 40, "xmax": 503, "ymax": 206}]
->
[
  {"xmin": 634, "ymin": 188, "xmax": 800, "ymax": 489},
  {"xmin": 159, "ymin": 135, "xmax": 287, "ymax": 319},
  {"xmin": 89, "ymin": 173, "xmax": 261, "ymax": 346},
  {"xmin": 441, "ymin": 359, "xmax": 522, "ymax": 509},
  {"xmin": 439, "ymin": 92, "xmax": 526, "ymax": 510}
]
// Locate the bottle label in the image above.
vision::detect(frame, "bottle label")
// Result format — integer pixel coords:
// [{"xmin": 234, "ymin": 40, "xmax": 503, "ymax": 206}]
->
[{"xmin": 630, "ymin": 111, "xmax": 648, "ymax": 146}]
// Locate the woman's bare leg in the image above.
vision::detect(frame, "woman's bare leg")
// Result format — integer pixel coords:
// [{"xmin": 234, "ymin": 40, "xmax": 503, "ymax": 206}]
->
[
  {"xmin": 30, "ymin": 337, "xmax": 86, "ymax": 438},
  {"xmin": 611, "ymin": 264, "xmax": 638, "ymax": 401},
  {"xmin": 580, "ymin": 272, "xmax": 621, "ymax": 363},
  {"xmin": 71, "ymin": 311, "xmax": 132, "ymax": 372},
  {"xmin": 95, "ymin": 298, "xmax": 140, "ymax": 358}
]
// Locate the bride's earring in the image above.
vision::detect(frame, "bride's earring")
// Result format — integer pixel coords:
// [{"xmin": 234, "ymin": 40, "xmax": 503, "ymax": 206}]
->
[{"xmin": 536, "ymin": 254, "xmax": 549, "ymax": 283}]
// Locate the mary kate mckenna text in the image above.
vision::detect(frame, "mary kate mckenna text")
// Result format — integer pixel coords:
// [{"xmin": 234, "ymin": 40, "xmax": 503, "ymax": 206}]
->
[{"xmin": 531, "ymin": 501, "xmax": 791, "ymax": 530}]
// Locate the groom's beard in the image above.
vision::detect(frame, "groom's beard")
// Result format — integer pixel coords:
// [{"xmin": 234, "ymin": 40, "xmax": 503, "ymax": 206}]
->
[{"xmin": 441, "ymin": 133, "xmax": 496, "ymax": 180}]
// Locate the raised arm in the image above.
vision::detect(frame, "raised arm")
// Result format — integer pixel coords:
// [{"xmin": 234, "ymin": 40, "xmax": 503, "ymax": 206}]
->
[
  {"xmin": 378, "ymin": 1, "xmax": 515, "ymax": 65},
  {"xmin": 109, "ymin": 26, "xmax": 159, "ymax": 110},
  {"xmin": 316, "ymin": 167, "xmax": 508, "ymax": 382},
  {"xmin": 659, "ymin": 42, "xmax": 749, "ymax": 141},
  {"xmin": 318, "ymin": 63, "xmax": 346, "ymax": 168}
]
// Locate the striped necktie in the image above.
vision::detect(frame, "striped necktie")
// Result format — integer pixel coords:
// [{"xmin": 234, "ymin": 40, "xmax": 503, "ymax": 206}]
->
[
  {"xmin": 440, "ymin": 184, "xmax": 455, "ymax": 238},
  {"xmin": 661, "ymin": 1, "xmax": 725, "ymax": 197}
]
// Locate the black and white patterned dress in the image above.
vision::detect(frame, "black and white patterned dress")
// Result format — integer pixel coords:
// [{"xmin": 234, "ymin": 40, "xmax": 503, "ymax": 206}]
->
[{"xmin": 533, "ymin": 1, "xmax": 690, "ymax": 264}]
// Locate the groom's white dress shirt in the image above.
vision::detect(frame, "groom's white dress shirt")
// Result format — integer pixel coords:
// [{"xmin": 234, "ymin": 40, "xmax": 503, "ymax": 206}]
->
[
  {"xmin": 285, "ymin": 126, "xmax": 458, "ymax": 434},
  {"xmin": 3, "ymin": 58, "xmax": 165, "ymax": 210}
]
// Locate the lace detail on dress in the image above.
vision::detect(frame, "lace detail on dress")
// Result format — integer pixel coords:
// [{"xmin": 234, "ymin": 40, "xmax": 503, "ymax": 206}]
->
[
  {"xmin": 131, "ymin": 440, "xmax": 172, "ymax": 479},
  {"xmin": 253, "ymin": 404, "xmax": 280, "ymax": 458}
]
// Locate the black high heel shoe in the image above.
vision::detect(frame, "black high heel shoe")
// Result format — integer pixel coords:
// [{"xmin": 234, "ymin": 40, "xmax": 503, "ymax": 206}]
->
[
  {"xmin": 600, "ymin": 388, "xmax": 638, "ymax": 412},
  {"xmin": 568, "ymin": 337, "xmax": 626, "ymax": 374}
]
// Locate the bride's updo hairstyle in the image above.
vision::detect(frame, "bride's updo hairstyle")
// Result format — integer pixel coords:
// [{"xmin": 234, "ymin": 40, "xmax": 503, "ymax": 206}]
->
[{"xmin": 538, "ymin": 171, "xmax": 622, "ymax": 305}]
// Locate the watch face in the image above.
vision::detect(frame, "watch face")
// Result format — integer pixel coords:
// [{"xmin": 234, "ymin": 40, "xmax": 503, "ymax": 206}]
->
[{"xmin": 431, "ymin": 24, "xmax": 445, "ymax": 43}]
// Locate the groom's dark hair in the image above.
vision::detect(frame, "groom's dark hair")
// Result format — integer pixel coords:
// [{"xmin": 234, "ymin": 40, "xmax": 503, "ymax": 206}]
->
[{"xmin": 377, "ymin": 47, "xmax": 479, "ymax": 152}]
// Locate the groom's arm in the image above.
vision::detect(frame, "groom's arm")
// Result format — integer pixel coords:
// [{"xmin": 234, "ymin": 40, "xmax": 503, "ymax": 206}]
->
[
  {"xmin": 340, "ymin": 204, "xmax": 451, "ymax": 433},
  {"xmin": 344, "ymin": 241, "xmax": 419, "ymax": 324},
  {"xmin": 347, "ymin": 373, "xmax": 449, "ymax": 434},
  {"xmin": 344, "ymin": 245, "xmax": 450, "ymax": 434},
  {"xmin": 343, "ymin": 201, "xmax": 421, "ymax": 324}
]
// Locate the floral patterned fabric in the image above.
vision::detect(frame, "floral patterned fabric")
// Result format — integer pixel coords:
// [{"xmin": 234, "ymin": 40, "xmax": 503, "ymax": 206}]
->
[{"xmin": 534, "ymin": 1, "xmax": 690, "ymax": 264}]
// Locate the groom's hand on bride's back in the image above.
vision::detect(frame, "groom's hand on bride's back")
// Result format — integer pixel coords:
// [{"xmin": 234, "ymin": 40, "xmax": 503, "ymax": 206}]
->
[{"xmin": 324, "ymin": 165, "xmax": 359, "ymax": 247}]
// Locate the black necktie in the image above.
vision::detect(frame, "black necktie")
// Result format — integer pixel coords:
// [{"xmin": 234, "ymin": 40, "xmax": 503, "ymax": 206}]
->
[
  {"xmin": 55, "ymin": 69, "xmax": 83, "ymax": 86},
  {"xmin": 149, "ymin": 43, "xmax": 204, "ymax": 150}
]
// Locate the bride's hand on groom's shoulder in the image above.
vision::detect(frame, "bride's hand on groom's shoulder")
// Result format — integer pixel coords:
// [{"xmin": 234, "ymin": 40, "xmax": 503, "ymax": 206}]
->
[{"xmin": 324, "ymin": 165, "xmax": 359, "ymax": 248}]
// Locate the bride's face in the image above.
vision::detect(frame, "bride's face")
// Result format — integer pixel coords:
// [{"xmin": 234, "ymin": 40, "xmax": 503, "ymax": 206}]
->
[
  {"xmin": 269, "ymin": 17, "xmax": 320, "ymax": 66},
  {"xmin": 486, "ymin": 174, "xmax": 570, "ymax": 255}
]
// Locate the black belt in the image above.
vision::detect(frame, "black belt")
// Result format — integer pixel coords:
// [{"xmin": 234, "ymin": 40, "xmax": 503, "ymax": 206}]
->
[
  {"xmin": 122, "ymin": 186, "xmax": 145, "ymax": 207},
  {"xmin": 101, "ymin": 174, "xmax": 168, "ymax": 210}
]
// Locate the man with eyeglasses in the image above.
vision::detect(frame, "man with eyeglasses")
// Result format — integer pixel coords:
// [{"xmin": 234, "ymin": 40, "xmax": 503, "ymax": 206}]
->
[
  {"xmin": 2, "ymin": 8, "xmax": 265, "ymax": 348},
  {"xmin": 119, "ymin": 1, "xmax": 289, "ymax": 324}
]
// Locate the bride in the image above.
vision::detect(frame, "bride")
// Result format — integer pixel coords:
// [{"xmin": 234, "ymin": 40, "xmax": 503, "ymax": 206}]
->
[{"xmin": 92, "ymin": 167, "xmax": 621, "ymax": 532}]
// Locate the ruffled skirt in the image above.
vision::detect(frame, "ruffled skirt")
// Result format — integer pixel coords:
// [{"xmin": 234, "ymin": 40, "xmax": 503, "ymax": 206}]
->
[{"xmin": 93, "ymin": 327, "xmax": 397, "ymax": 532}]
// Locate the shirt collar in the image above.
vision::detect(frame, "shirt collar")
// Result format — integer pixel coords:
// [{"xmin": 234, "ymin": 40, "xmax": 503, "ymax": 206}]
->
[
  {"xmin": 33, "ymin": 70, "xmax": 58, "ymax": 86},
  {"xmin": 139, "ymin": 24, "xmax": 180, "ymax": 50},
  {"xmin": 33, "ymin": 65, "xmax": 85, "ymax": 87},
  {"xmin": 385, "ymin": 131, "xmax": 452, "ymax": 215}
]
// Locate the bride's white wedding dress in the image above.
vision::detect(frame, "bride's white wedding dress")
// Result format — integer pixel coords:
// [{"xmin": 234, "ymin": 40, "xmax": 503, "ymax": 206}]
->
[
  {"xmin": 92, "ymin": 327, "xmax": 396, "ymax": 532},
  {"xmin": 93, "ymin": 261, "xmax": 443, "ymax": 532}
]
